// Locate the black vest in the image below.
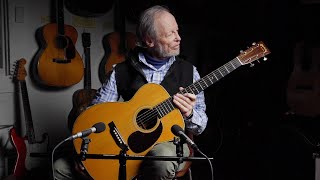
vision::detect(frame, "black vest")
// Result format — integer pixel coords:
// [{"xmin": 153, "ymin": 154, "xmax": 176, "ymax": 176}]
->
[{"xmin": 115, "ymin": 51, "xmax": 193, "ymax": 101}]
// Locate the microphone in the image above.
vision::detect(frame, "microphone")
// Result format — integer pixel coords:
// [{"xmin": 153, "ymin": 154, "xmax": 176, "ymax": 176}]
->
[
  {"xmin": 171, "ymin": 124, "xmax": 199, "ymax": 151},
  {"xmin": 67, "ymin": 122, "xmax": 106, "ymax": 141}
]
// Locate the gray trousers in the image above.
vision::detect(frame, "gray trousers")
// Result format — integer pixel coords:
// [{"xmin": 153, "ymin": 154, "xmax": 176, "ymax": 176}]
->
[{"xmin": 53, "ymin": 141, "xmax": 190, "ymax": 180}]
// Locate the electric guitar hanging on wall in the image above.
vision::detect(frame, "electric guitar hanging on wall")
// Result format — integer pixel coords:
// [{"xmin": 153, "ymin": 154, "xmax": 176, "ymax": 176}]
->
[
  {"xmin": 31, "ymin": 0, "xmax": 84, "ymax": 87},
  {"xmin": 73, "ymin": 41, "xmax": 271, "ymax": 180},
  {"xmin": 10, "ymin": 58, "xmax": 49, "ymax": 177}
]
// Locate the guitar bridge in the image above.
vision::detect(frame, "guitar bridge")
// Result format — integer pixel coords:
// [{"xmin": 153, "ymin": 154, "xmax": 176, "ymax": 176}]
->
[
  {"xmin": 108, "ymin": 122, "xmax": 128, "ymax": 151},
  {"xmin": 53, "ymin": 58, "xmax": 71, "ymax": 63}
]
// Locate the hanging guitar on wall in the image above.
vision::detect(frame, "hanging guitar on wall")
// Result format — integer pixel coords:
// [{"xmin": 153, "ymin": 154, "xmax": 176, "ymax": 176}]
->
[
  {"xmin": 68, "ymin": 32, "xmax": 97, "ymax": 131},
  {"xmin": 10, "ymin": 58, "xmax": 49, "ymax": 177},
  {"xmin": 98, "ymin": 0, "xmax": 137, "ymax": 83},
  {"xmin": 31, "ymin": 0, "xmax": 84, "ymax": 88}
]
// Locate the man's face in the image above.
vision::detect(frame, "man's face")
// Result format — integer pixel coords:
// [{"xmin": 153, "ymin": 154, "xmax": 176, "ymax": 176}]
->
[{"xmin": 151, "ymin": 12, "xmax": 181, "ymax": 59}]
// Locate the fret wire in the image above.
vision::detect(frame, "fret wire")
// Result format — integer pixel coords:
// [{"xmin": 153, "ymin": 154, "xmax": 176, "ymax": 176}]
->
[
  {"xmin": 202, "ymin": 78, "xmax": 209, "ymax": 88},
  {"xmin": 168, "ymin": 98, "xmax": 175, "ymax": 110},
  {"xmin": 223, "ymin": 65, "xmax": 230, "ymax": 73},
  {"xmin": 197, "ymin": 79, "xmax": 204, "ymax": 90}
]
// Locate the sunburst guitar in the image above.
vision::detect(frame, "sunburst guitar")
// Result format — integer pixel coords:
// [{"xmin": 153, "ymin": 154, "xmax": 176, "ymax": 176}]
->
[{"xmin": 73, "ymin": 41, "xmax": 271, "ymax": 180}]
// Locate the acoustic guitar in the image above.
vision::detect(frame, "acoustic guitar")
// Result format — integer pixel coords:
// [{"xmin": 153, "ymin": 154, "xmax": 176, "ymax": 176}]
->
[
  {"xmin": 68, "ymin": 32, "xmax": 97, "ymax": 131},
  {"xmin": 32, "ymin": 0, "xmax": 84, "ymax": 87},
  {"xmin": 98, "ymin": 0, "xmax": 137, "ymax": 83},
  {"xmin": 9, "ymin": 58, "xmax": 49, "ymax": 177},
  {"xmin": 287, "ymin": 44, "xmax": 320, "ymax": 117},
  {"xmin": 73, "ymin": 42, "xmax": 271, "ymax": 180}
]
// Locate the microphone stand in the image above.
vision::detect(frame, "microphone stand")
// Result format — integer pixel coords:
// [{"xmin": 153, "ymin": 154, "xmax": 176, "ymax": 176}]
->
[
  {"xmin": 118, "ymin": 145, "xmax": 129, "ymax": 180},
  {"xmin": 81, "ymin": 147, "xmax": 213, "ymax": 180},
  {"xmin": 79, "ymin": 123, "xmax": 213, "ymax": 180},
  {"xmin": 173, "ymin": 137, "xmax": 184, "ymax": 165},
  {"xmin": 80, "ymin": 137, "xmax": 91, "ymax": 161}
]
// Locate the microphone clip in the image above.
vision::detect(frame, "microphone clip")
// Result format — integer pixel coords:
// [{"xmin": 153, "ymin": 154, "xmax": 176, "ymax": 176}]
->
[
  {"xmin": 80, "ymin": 137, "xmax": 91, "ymax": 161},
  {"xmin": 173, "ymin": 137, "xmax": 184, "ymax": 164}
]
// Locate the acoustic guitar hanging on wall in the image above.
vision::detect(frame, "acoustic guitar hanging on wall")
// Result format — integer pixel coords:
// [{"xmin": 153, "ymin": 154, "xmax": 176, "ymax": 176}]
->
[
  {"xmin": 98, "ymin": 0, "xmax": 137, "ymax": 83},
  {"xmin": 31, "ymin": 0, "xmax": 84, "ymax": 87}
]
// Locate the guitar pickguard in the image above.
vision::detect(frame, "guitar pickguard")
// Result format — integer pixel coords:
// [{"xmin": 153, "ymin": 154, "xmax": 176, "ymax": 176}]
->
[{"xmin": 128, "ymin": 123, "xmax": 163, "ymax": 153}]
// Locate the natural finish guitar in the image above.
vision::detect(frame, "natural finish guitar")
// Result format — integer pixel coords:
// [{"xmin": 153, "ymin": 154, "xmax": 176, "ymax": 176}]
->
[
  {"xmin": 32, "ymin": 0, "xmax": 84, "ymax": 87},
  {"xmin": 68, "ymin": 32, "xmax": 97, "ymax": 131},
  {"xmin": 10, "ymin": 58, "xmax": 49, "ymax": 177},
  {"xmin": 73, "ymin": 42, "xmax": 271, "ymax": 180},
  {"xmin": 98, "ymin": 0, "xmax": 136, "ymax": 83}
]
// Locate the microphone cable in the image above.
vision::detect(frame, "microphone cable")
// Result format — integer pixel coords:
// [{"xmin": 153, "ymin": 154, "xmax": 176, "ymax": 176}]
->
[
  {"xmin": 51, "ymin": 137, "xmax": 69, "ymax": 180},
  {"xmin": 196, "ymin": 148, "xmax": 214, "ymax": 180}
]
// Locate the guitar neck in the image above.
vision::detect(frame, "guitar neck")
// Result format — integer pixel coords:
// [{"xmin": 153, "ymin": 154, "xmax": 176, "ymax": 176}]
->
[
  {"xmin": 84, "ymin": 46, "xmax": 92, "ymax": 90},
  {"xmin": 82, "ymin": 32, "xmax": 92, "ymax": 90},
  {"xmin": 20, "ymin": 81, "xmax": 36, "ymax": 144},
  {"xmin": 114, "ymin": 0, "xmax": 127, "ymax": 53},
  {"xmin": 154, "ymin": 58, "xmax": 242, "ymax": 118},
  {"xmin": 56, "ymin": 0, "xmax": 65, "ymax": 35}
]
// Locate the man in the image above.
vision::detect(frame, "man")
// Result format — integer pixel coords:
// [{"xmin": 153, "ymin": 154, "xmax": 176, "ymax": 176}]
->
[{"xmin": 54, "ymin": 5, "xmax": 208, "ymax": 180}]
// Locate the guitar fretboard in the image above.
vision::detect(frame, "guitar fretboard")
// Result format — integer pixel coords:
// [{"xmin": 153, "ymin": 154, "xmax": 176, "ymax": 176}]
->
[
  {"xmin": 144, "ymin": 58, "xmax": 242, "ymax": 119},
  {"xmin": 20, "ymin": 81, "xmax": 36, "ymax": 144}
]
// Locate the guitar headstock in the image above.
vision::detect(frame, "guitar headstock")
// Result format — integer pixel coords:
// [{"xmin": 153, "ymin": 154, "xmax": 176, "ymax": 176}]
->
[
  {"xmin": 237, "ymin": 41, "xmax": 271, "ymax": 65},
  {"xmin": 12, "ymin": 58, "xmax": 27, "ymax": 82}
]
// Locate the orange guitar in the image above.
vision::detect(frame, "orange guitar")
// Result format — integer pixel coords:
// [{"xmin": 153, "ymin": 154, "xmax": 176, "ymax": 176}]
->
[
  {"xmin": 32, "ymin": 0, "xmax": 84, "ymax": 87},
  {"xmin": 98, "ymin": 0, "xmax": 137, "ymax": 83},
  {"xmin": 73, "ymin": 42, "xmax": 271, "ymax": 180}
]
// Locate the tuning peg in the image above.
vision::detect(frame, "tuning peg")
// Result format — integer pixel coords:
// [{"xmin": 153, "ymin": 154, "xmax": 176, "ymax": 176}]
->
[
  {"xmin": 252, "ymin": 42, "xmax": 256, "ymax": 45},
  {"xmin": 240, "ymin": 50, "xmax": 244, "ymax": 53},
  {"xmin": 263, "ymin": 57, "xmax": 267, "ymax": 61},
  {"xmin": 250, "ymin": 63, "xmax": 255, "ymax": 67}
]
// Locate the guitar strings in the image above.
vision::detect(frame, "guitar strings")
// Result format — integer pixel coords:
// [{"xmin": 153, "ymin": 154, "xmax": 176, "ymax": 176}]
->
[{"xmin": 134, "ymin": 66, "xmax": 232, "ymax": 128}]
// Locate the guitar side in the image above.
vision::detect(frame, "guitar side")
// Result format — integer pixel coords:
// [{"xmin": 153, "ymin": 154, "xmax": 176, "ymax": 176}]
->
[{"xmin": 33, "ymin": 23, "xmax": 84, "ymax": 87}]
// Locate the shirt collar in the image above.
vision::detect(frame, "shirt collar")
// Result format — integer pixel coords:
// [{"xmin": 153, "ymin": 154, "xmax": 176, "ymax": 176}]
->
[{"xmin": 138, "ymin": 52, "xmax": 176, "ymax": 70}]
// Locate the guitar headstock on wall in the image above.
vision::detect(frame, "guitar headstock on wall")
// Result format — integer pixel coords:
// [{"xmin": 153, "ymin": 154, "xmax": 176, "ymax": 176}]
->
[
  {"xmin": 12, "ymin": 58, "xmax": 27, "ymax": 82},
  {"xmin": 237, "ymin": 41, "xmax": 271, "ymax": 66}
]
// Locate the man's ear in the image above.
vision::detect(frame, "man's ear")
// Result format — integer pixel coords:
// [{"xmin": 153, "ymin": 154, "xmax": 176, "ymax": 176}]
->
[{"xmin": 145, "ymin": 37, "xmax": 154, "ymax": 47}]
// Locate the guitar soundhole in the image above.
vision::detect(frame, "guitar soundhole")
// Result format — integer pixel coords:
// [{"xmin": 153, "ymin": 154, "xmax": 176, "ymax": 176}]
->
[{"xmin": 137, "ymin": 108, "xmax": 157, "ymax": 130}]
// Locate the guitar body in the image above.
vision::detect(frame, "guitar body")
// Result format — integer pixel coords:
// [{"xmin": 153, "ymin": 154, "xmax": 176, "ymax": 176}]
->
[
  {"xmin": 9, "ymin": 128, "xmax": 27, "ymax": 177},
  {"xmin": 99, "ymin": 32, "xmax": 136, "ymax": 83},
  {"xmin": 33, "ymin": 23, "xmax": 84, "ymax": 87},
  {"xmin": 287, "ymin": 43, "xmax": 320, "ymax": 117},
  {"xmin": 73, "ymin": 83, "xmax": 185, "ymax": 180},
  {"xmin": 68, "ymin": 88, "xmax": 97, "ymax": 130}
]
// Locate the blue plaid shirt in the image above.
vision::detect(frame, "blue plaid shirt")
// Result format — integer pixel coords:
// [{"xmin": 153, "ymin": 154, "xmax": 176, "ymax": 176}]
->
[{"xmin": 92, "ymin": 53, "xmax": 208, "ymax": 135}]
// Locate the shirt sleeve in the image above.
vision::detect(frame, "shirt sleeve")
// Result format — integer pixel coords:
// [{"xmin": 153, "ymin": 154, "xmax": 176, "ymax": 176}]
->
[
  {"xmin": 91, "ymin": 69, "xmax": 119, "ymax": 105},
  {"xmin": 184, "ymin": 66, "xmax": 208, "ymax": 136}
]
